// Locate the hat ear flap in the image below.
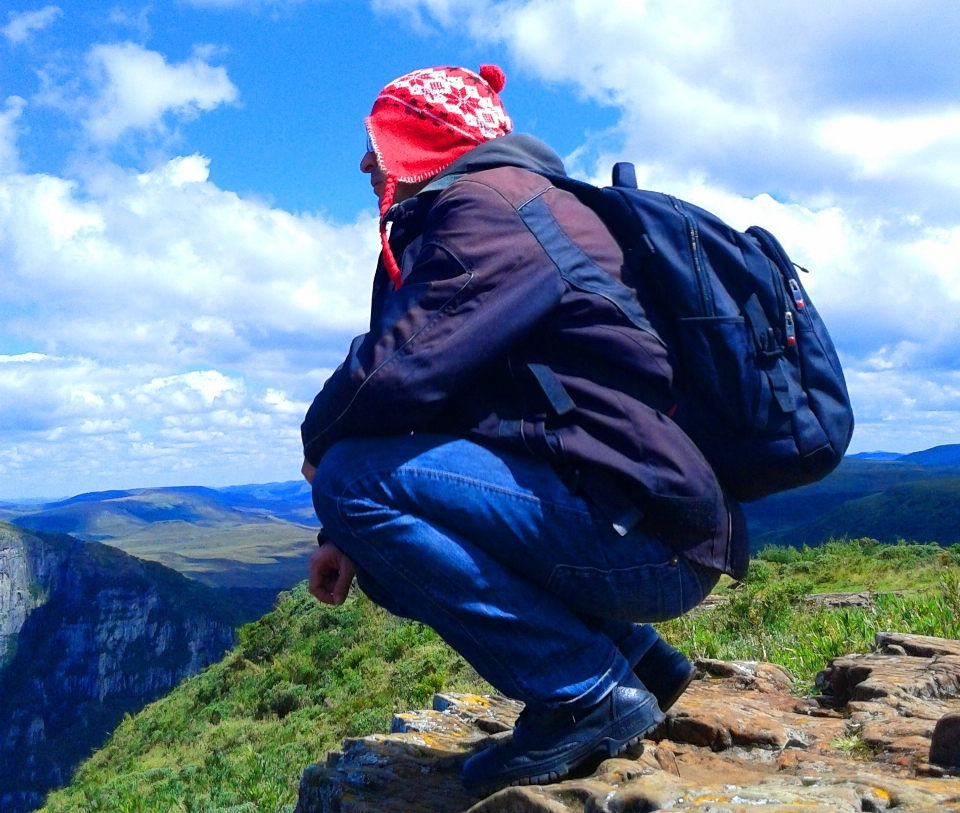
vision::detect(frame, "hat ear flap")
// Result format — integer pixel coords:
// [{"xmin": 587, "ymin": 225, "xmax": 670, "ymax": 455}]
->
[{"xmin": 378, "ymin": 174, "xmax": 403, "ymax": 289}]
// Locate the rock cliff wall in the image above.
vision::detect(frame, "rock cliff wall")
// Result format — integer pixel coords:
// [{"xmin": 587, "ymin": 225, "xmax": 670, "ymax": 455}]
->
[
  {"xmin": 0, "ymin": 525, "xmax": 62, "ymax": 665},
  {"xmin": 296, "ymin": 632, "xmax": 960, "ymax": 813},
  {"xmin": 0, "ymin": 525, "xmax": 31, "ymax": 664},
  {"xmin": 0, "ymin": 522, "xmax": 241, "ymax": 813}
]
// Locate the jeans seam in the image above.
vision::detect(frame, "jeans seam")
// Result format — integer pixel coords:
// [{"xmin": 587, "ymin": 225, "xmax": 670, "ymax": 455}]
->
[{"xmin": 338, "ymin": 464, "xmax": 596, "ymax": 522}]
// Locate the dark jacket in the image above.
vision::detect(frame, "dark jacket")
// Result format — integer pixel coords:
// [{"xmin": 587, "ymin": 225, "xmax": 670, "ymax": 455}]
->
[{"xmin": 302, "ymin": 134, "xmax": 748, "ymax": 577}]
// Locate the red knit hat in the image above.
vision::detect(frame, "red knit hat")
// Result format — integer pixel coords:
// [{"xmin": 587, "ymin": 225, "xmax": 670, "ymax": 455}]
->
[{"xmin": 365, "ymin": 64, "xmax": 513, "ymax": 288}]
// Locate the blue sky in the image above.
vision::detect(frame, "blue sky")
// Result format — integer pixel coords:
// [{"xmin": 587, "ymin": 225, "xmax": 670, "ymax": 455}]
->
[{"xmin": 2, "ymin": 0, "xmax": 959, "ymax": 500}]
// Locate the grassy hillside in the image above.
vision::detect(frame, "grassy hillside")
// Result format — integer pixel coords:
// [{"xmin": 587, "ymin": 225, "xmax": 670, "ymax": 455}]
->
[
  {"xmin": 13, "ymin": 489, "xmax": 261, "ymax": 538},
  {"xmin": 742, "ymin": 457, "xmax": 960, "ymax": 546},
  {"xmin": 660, "ymin": 538, "xmax": 960, "ymax": 684},
  {"xmin": 11, "ymin": 488, "xmax": 318, "ymax": 591},
  {"xmin": 105, "ymin": 520, "xmax": 317, "ymax": 590},
  {"xmin": 39, "ymin": 538, "xmax": 960, "ymax": 812},
  {"xmin": 900, "ymin": 443, "xmax": 960, "ymax": 465},
  {"xmin": 754, "ymin": 479, "xmax": 960, "ymax": 548}
]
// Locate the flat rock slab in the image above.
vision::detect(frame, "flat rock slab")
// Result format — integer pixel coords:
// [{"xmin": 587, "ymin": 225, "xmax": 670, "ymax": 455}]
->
[
  {"xmin": 875, "ymin": 632, "xmax": 960, "ymax": 658},
  {"xmin": 817, "ymin": 652, "xmax": 960, "ymax": 703},
  {"xmin": 296, "ymin": 635, "xmax": 960, "ymax": 813}
]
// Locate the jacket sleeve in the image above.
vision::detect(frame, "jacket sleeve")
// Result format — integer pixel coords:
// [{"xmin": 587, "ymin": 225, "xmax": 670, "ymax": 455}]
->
[{"xmin": 301, "ymin": 179, "xmax": 566, "ymax": 466}]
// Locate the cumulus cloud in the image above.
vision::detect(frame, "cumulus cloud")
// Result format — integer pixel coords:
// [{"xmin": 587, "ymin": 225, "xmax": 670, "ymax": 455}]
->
[
  {"xmin": 0, "ymin": 152, "xmax": 378, "ymax": 498},
  {"xmin": 0, "ymin": 354, "xmax": 315, "ymax": 496},
  {"xmin": 2, "ymin": 6, "xmax": 61, "ymax": 44},
  {"xmin": 819, "ymin": 110, "xmax": 960, "ymax": 185},
  {"xmin": 380, "ymin": 1, "xmax": 960, "ymax": 213},
  {"xmin": 79, "ymin": 42, "xmax": 238, "ymax": 143},
  {"xmin": 4, "ymin": 0, "xmax": 960, "ymax": 500}
]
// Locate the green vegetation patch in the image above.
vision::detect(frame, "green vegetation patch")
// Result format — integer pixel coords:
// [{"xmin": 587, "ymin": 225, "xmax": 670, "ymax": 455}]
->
[
  {"xmin": 41, "ymin": 538, "xmax": 960, "ymax": 812},
  {"xmin": 658, "ymin": 539, "xmax": 960, "ymax": 690},
  {"xmin": 752, "ymin": 536, "xmax": 960, "ymax": 593},
  {"xmin": 41, "ymin": 585, "xmax": 489, "ymax": 813}
]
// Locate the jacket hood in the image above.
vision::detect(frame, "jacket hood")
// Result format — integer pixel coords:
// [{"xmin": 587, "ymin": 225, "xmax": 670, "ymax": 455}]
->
[{"xmin": 432, "ymin": 133, "xmax": 566, "ymax": 181}]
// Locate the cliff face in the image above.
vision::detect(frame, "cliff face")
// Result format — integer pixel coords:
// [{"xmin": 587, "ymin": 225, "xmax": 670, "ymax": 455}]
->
[
  {"xmin": 0, "ymin": 526, "xmax": 30, "ymax": 663},
  {"xmin": 0, "ymin": 522, "xmax": 241, "ymax": 813},
  {"xmin": 0, "ymin": 525, "xmax": 61, "ymax": 666}
]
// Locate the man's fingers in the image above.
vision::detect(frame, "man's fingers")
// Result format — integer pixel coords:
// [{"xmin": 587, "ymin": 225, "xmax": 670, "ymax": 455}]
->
[
  {"xmin": 307, "ymin": 541, "xmax": 355, "ymax": 605},
  {"xmin": 331, "ymin": 557, "xmax": 357, "ymax": 604}
]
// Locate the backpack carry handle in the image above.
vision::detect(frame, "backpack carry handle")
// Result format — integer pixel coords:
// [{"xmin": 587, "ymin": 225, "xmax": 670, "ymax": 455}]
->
[{"xmin": 612, "ymin": 162, "xmax": 638, "ymax": 189}]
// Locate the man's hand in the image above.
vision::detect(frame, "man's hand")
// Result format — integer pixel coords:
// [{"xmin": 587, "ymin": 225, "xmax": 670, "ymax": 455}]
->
[
  {"xmin": 308, "ymin": 541, "xmax": 356, "ymax": 605},
  {"xmin": 302, "ymin": 459, "xmax": 317, "ymax": 483}
]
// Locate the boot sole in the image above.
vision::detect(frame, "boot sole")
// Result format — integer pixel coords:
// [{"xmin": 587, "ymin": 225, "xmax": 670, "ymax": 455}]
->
[{"xmin": 465, "ymin": 704, "xmax": 661, "ymax": 797}]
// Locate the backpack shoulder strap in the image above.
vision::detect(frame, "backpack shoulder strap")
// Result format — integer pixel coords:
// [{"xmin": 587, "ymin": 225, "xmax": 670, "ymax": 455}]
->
[{"xmin": 513, "ymin": 178, "xmax": 660, "ymax": 342}]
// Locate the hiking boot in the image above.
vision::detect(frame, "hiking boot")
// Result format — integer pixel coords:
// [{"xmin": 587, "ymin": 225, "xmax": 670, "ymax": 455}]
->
[
  {"xmin": 461, "ymin": 671, "xmax": 664, "ymax": 796},
  {"xmin": 633, "ymin": 636, "xmax": 695, "ymax": 711}
]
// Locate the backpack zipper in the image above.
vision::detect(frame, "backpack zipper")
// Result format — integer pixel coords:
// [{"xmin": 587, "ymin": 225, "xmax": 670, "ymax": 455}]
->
[
  {"xmin": 669, "ymin": 196, "xmax": 715, "ymax": 316},
  {"xmin": 747, "ymin": 226, "xmax": 800, "ymax": 347}
]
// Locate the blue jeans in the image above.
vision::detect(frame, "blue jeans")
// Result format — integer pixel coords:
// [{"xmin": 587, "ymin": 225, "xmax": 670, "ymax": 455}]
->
[{"xmin": 312, "ymin": 434, "xmax": 717, "ymax": 711}]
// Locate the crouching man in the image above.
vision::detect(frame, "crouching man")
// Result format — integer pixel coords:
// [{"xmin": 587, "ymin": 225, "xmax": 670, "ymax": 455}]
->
[{"xmin": 300, "ymin": 64, "xmax": 748, "ymax": 795}]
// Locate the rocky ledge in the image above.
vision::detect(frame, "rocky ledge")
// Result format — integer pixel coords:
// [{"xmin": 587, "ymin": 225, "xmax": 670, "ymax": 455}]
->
[{"xmin": 295, "ymin": 632, "xmax": 960, "ymax": 812}]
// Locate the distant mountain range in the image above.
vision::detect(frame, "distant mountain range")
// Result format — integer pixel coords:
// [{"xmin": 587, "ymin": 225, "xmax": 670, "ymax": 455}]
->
[
  {"xmin": 2, "ymin": 482, "xmax": 319, "ymax": 600},
  {"xmin": 743, "ymin": 443, "xmax": 960, "ymax": 550},
  {"xmin": 847, "ymin": 444, "xmax": 960, "ymax": 465}
]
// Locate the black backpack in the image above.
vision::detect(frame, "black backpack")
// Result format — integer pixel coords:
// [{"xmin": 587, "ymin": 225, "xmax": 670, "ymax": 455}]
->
[{"xmin": 521, "ymin": 162, "xmax": 854, "ymax": 502}]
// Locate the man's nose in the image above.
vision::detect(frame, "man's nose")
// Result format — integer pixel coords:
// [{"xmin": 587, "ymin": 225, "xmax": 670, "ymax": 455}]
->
[{"xmin": 360, "ymin": 150, "xmax": 377, "ymax": 174}]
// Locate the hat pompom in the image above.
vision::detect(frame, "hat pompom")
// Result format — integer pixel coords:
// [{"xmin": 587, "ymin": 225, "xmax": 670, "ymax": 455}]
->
[{"xmin": 479, "ymin": 64, "xmax": 506, "ymax": 93}]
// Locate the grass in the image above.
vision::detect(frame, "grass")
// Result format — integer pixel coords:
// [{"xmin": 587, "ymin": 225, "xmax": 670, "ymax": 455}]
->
[
  {"xmin": 830, "ymin": 735, "xmax": 872, "ymax": 757},
  {"xmin": 39, "ymin": 538, "xmax": 960, "ymax": 811},
  {"xmin": 658, "ymin": 538, "xmax": 960, "ymax": 690},
  {"xmin": 750, "ymin": 537, "xmax": 960, "ymax": 593}
]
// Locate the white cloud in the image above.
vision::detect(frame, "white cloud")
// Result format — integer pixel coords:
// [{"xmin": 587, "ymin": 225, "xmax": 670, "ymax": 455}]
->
[
  {"xmin": 0, "ymin": 151, "xmax": 379, "ymax": 498},
  {"xmin": 0, "ymin": 96, "xmax": 25, "ymax": 172},
  {"xmin": 81, "ymin": 42, "xmax": 238, "ymax": 143},
  {"xmin": 5, "ymin": 0, "xmax": 960, "ymax": 498},
  {"xmin": 0, "ymin": 351, "xmax": 331, "ymax": 498},
  {"xmin": 134, "ymin": 370, "xmax": 244, "ymax": 408},
  {"xmin": 381, "ymin": 0, "xmax": 960, "ymax": 212},
  {"xmin": 0, "ymin": 353, "xmax": 48, "ymax": 363},
  {"xmin": 820, "ymin": 111, "xmax": 960, "ymax": 183},
  {"xmin": 0, "ymin": 154, "xmax": 378, "ymax": 348},
  {"xmin": 107, "ymin": 6, "xmax": 151, "ymax": 37},
  {"xmin": 844, "ymin": 365, "xmax": 960, "ymax": 454},
  {"xmin": 2, "ymin": 6, "xmax": 61, "ymax": 44}
]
